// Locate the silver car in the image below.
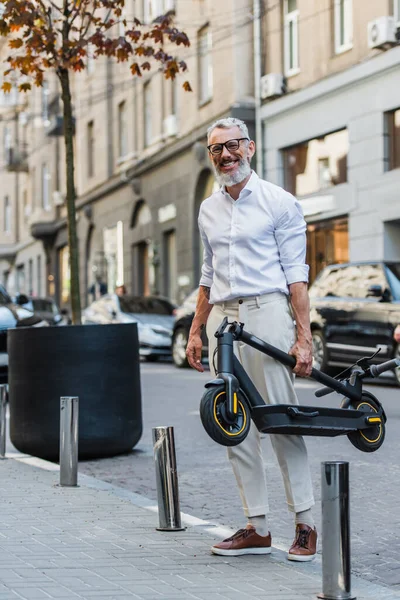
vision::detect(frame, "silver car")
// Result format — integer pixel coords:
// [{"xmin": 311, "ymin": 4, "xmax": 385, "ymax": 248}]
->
[{"xmin": 82, "ymin": 294, "xmax": 176, "ymax": 361}]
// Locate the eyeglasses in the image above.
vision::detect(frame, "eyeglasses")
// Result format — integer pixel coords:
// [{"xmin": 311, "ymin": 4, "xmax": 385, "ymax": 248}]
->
[{"xmin": 207, "ymin": 138, "xmax": 249, "ymax": 156}]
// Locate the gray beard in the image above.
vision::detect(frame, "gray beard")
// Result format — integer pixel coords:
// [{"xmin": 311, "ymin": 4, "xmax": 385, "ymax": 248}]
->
[{"xmin": 212, "ymin": 158, "xmax": 251, "ymax": 188}]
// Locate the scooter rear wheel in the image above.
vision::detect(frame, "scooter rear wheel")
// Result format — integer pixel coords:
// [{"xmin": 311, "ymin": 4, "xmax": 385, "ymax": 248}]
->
[
  {"xmin": 200, "ymin": 385, "xmax": 251, "ymax": 447},
  {"xmin": 347, "ymin": 392, "xmax": 385, "ymax": 453}
]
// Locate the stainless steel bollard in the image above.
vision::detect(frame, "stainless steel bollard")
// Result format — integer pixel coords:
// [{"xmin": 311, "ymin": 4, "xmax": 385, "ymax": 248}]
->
[
  {"xmin": 59, "ymin": 397, "xmax": 79, "ymax": 487},
  {"xmin": 0, "ymin": 384, "xmax": 7, "ymax": 459},
  {"xmin": 318, "ymin": 461, "xmax": 356, "ymax": 600},
  {"xmin": 152, "ymin": 426, "xmax": 184, "ymax": 531}
]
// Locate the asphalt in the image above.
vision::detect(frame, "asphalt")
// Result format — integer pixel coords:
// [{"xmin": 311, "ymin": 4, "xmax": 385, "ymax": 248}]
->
[{"xmin": 1, "ymin": 453, "xmax": 399, "ymax": 600}]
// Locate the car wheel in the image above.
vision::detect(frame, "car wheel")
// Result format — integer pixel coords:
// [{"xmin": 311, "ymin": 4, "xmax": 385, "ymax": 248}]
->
[
  {"xmin": 312, "ymin": 330, "xmax": 329, "ymax": 373},
  {"xmin": 172, "ymin": 327, "xmax": 189, "ymax": 368},
  {"xmin": 394, "ymin": 344, "xmax": 400, "ymax": 386}
]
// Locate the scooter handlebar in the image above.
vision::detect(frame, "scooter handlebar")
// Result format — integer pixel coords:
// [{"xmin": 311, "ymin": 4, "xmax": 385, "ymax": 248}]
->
[
  {"xmin": 314, "ymin": 385, "xmax": 335, "ymax": 398},
  {"xmin": 369, "ymin": 358, "xmax": 400, "ymax": 378}
]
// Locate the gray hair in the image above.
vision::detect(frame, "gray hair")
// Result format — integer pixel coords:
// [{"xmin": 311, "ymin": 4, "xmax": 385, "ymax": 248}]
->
[{"xmin": 207, "ymin": 117, "xmax": 250, "ymax": 143}]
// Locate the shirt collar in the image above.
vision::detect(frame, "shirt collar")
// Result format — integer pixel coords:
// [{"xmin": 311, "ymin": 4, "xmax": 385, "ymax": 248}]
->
[{"xmin": 221, "ymin": 170, "xmax": 259, "ymax": 201}]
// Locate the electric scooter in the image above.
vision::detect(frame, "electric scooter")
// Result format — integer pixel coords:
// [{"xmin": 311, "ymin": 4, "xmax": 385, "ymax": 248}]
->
[{"xmin": 200, "ymin": 317, "xmax": 400, "ymax": 452}]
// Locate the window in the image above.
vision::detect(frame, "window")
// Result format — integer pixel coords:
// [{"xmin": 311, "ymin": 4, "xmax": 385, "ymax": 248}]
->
[
  {"xmin": 309, "ymin": 264, "xmax": 387, "ymax": 300},
  {"xmin": 4, "ymin": 196, "xmax": 10, "ymax": 233},
  {"xmin": 334, "ymin": 0, "xmax": 352, "ymax": 54},
  {"xmin": 37, "ymin": 255, "xmax": 42, "ymax": 296},
  {"xmin": 394, "ymin": 0, "xmax": 400, "ymax": 27},
  {"xmin": 28, "ymin": 259, "xmax": 33, "ymax": 295},
  {"xmin": 198, "ymin": 26, "xmax": 213, "ymax": 104},
  {"xmin": 87, "ymin": 43, "xmax": 95, "ymax": 75},
  {"xmin": 16, "ymin": 264, "xmax": 25, "ymax": 293},
  {"xmin": 144, "ymin": 0, "xmax": 174, "ymax": 23},
  {"xmin": 143, "ymin": 81, "xmax": 152, "ymax": 147},
  {"xmin": 384, "ymin": 108, "xmax": 400, "ymax": 172},
  {"xmin": 283, "ymin": 129, "xmax": 348, "ymax": 196},
  {"xmin": 284, "ymin": 0, "xmax": 299, "ymax": 76},
  {"xmin": 118, "ymin": 101, "xmax": 128, "ymax": 158},
  {"xmin": 170, "ymin": 78, "xmax": 177, "ymax": 116},
  {"xmin": 42, "ymin": 81, "xmax": 49, "ymax": 125},
  {"xmin": 3, "ymin": 125, "xmax": 11, "ymax": 163},
  {"xmin": 87, "ymin": 121, "xmax": 94, "ymax": 177},
  {"xmin": 42, "ymin": 163, "xmax": 50, "ymax": 210},
  {"xmin": 31, "ymin": 167, "xmax": 36, "ymax": 208}
]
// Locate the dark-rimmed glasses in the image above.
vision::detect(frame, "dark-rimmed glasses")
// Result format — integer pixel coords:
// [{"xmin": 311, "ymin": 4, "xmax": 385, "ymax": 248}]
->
[{"xmin": 207, "ymin": 138, "xmax": 249, "ymax": 156}]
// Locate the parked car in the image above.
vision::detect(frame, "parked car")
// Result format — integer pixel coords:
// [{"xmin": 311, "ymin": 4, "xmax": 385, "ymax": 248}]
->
[
  {"xmin": 309, "ymin": 261, "xmax": 400, "ymax": 383},
  {"xmin": 82, "ymin": 294, "xmax": 176, "ymax": 361},
  {"xmin": 172, "ymin": 289, "xmax": 208, "ymax": 368},
  {"xmin": 0, "ymin": 288, "xmax": 49, "ymax": 383},
  {"xmin": 15, "ymin": 295, "xmax": 70, "ymax": 326}
]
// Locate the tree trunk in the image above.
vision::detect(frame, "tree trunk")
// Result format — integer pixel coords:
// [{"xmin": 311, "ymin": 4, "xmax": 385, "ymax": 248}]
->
[{"xmin": 58, "ymin": 67, "xmax": 81, "ymax": 325}]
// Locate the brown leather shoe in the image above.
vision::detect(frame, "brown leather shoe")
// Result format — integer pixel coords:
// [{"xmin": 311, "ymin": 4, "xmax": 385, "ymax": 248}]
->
[
  {"xmin": 288, "ymin": 523, "xmax": 317, "ymax": 561},
  {"xmin": 211, "ymin": 525, "xmax": 272, "ymax": 556}
]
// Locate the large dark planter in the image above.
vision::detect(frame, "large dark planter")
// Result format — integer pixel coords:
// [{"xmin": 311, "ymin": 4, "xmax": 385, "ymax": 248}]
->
[{"xmin": 8, "ymin": 323, "xmax": 142, "ymax": 460}]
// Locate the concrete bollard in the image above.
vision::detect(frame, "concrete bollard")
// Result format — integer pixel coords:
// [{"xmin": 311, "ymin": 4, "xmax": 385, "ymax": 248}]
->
[
  {"xmin": 152, "ymin": 426, "xmax": 184, "ymax": 531},
  {"xmin": 59, "ymin": 397, "xmax": 79, "ymax": 486},
  {"xmin": 318, "ymin": 461, "xmax": 356, "ymax": 600}
]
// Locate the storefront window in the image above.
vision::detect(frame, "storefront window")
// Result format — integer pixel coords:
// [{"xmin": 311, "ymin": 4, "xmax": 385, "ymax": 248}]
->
[
  {"xmin": 103, "ymin": 221, "xmax": 124, "ymax": 294},
  {"xmin": 283, "ymin": 129, "xmax": 348, "ymax": 197},
  {"xmin": 306, "ymin": 217, "xmax": 349, "ymax": 284},
  {"xmin": 59, "ymin": 245, "xmax": 70, "ymax": 304}
]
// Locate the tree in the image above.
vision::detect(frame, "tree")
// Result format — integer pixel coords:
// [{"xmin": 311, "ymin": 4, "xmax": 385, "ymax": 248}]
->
[{"xmin": 0, "ymin": 0, "xmax": 191, "ymax": 324}]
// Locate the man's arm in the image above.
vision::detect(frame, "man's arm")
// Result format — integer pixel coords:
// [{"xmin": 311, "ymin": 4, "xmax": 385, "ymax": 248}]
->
[
  {"xmin": 186, "ymin": 286, "xmax": 213, "ymax": 372},
  {"xmin": 288, "ymin": 281, "xmax": 313, "ymax": 377}
]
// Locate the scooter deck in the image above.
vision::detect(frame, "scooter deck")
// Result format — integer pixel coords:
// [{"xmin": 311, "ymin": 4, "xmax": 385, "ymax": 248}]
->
[{"xmin": 251, "ymin": 404, "xmax": 378, "ymax": 437}]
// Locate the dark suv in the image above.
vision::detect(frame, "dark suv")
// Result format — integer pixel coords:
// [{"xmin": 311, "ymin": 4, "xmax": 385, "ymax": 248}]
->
[{"xmin": 310, "ymin": 261, "xmax": 400, "ymax": 383}]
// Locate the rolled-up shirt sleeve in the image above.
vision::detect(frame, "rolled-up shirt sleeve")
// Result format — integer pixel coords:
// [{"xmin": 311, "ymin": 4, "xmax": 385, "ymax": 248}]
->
[
  {"xmin": 198, "ymin": 214, "xmax": 214, "ymax": 287},
  {"xmin": 274, "ymin": 193, "xmax": 309, "ymax": 285}
]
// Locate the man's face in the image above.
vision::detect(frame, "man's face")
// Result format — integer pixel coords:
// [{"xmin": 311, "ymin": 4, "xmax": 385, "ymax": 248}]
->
[{"xmin": 208, "ymin": 126, "xmax": 256, "ymax": 187}]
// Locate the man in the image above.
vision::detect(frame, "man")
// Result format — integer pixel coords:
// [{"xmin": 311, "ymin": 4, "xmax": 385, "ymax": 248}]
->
[
  {"xmin": 88, "ymin": 274, "xmax": 107, "ymax": 303},
  {"xmin": 186, "ymin": 117, "xmax": 316, "ymax": 561},
  {"xmin": 394, "ymin": 325, "xmax": 400, "ymax": 344}
]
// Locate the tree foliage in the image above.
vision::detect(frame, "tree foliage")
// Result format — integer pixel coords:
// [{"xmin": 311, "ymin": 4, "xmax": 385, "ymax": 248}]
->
[
  {"xmin": 0, "ymin": 0, "xmax": 192, "ymax": 91},
  {"xmin": 0, "ymin": 0, "xmax": 191, "ymax": 324}
]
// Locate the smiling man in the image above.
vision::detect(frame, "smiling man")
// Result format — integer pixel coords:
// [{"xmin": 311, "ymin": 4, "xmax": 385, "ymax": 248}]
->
[{"xmin": 186, "ymin": 117, "xmax": 317, "ymax": 561}]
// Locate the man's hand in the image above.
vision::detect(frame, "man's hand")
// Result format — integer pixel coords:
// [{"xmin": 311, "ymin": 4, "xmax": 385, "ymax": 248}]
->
[
  {"xmin": 186, "ymin": 334, "xmax": 205, "ymax": 372},
  {"xmin": 394, "ymin": 325, "xmax": 400, "ymax": 344},
  {"xmin": 289, "ymin": 337, "xmax": 313, "ymax": 377}
]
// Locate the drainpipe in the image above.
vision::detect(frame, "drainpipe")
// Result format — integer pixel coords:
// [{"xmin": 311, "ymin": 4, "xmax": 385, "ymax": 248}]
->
[{"xmin": 253, "ymin": 0, "xmax": 263, "ymax": 177}]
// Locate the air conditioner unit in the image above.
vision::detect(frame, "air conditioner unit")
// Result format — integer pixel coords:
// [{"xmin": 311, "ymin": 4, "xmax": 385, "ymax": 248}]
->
[
  {"xmin": 53, "ymin": 190, "xmax": 65, "ymax": 206},
  {"xmin": 163, "ymin": 114, "xmax": 178, "ymax": 138},
  {"xmin": 260, "ymin": 73, "xmax": 285, "ymax": 100},
  {"xmin": 368, "ymin": 16, "xmax": 396, "ymax": 49}
]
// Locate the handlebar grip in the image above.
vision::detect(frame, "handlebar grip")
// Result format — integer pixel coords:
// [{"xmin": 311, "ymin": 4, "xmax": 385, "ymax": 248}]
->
[
  {"xmin": 314, "ymin": 386, "xmax": 335, "ymax": 398},
  {"xmin": 370, "ymin": 358, "xmax": 400, "ymax": 377}
]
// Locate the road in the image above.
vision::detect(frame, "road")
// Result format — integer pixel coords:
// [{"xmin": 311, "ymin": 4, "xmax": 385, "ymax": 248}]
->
[{"xmin": 73, "ymin": 361, "xmax": 400, "ymax": 591}]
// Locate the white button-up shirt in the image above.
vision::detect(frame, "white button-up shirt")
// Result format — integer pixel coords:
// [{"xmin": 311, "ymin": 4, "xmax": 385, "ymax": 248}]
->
[{"xmin": 198, "ymin": 171, "xmax": 309, "ymax": 304}]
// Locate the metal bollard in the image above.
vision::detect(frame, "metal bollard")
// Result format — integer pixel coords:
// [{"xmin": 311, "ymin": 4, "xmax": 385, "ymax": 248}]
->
[
  {"xmin": 0, "ymin": 384, "xmax": 7, "ymax": 459},
  {"xmin": 318, "ymin": 461, "xmax": 356, "ymax": 600},
  {"xmin": 152, "ymin": 426, "xmax": 184, "ymax": 531},
  {"xmin": 59, "ymin": 397, "xmax": 79, "ymax": 487}
]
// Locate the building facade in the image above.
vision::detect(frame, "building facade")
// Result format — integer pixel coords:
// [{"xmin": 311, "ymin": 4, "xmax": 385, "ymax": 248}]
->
[
  {"xmin": 260, "ymin": 0, "xmax": 400, "ymax": 281},
  {"xmin": 0, "ymin": 0, "xmax": 256, "ymax": 308}
]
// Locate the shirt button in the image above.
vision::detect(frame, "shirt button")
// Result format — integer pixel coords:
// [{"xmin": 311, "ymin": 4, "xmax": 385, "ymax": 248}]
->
[{"xmin": 238, "ymin": 299, "xmax": 243, "ymax": 304}]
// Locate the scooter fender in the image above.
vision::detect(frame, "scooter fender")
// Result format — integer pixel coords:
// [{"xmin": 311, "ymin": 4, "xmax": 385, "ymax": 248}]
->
[{"xmin": 204, "ymin": 378, "xmax": 225, "ymax": 389}]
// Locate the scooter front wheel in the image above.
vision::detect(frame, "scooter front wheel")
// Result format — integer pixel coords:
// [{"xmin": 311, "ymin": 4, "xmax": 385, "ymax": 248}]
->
[
  {"xmin": 200, "ymin": 385, "xmax": 251, "ymax": 447},
  {"xmin": 347, "ymin": 392, "xmax": 385, "ymax": 453}
]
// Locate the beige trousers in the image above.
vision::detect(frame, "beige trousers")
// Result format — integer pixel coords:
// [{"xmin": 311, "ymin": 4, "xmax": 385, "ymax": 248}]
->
[{"xmin": 206, "ymin": 292, "xmax": 314, "ymax": 517}]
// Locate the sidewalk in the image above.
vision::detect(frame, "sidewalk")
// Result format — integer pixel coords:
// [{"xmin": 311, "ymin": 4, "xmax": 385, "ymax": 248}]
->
[{"xmin": 0, "ymin": 456, "xmax": 398, "ymax": 600}]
